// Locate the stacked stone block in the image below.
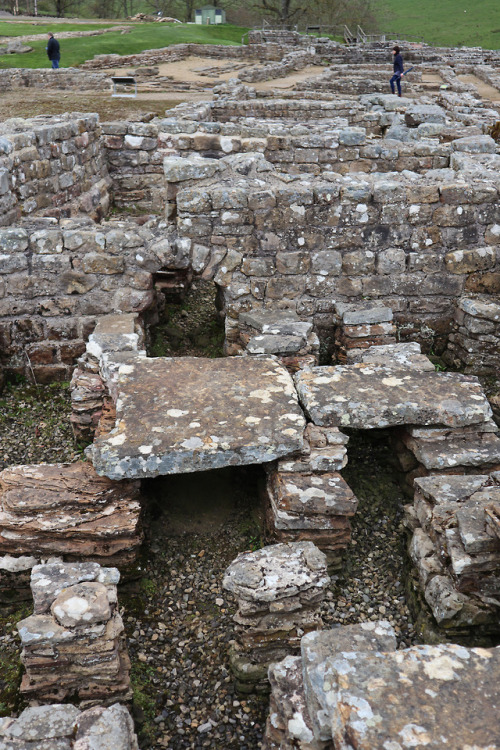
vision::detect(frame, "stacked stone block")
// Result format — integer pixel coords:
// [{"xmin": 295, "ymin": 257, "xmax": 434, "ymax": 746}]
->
[
  {"xmin": 0, "ymin": 68, "xmax": 110, "ymax": 92},
  {"xmin": 265, "ymin": 424, "xmax": 356, "ymax": 570},
  {"xmin": 17, "ymin": 561, "xmax": 131, "ymax": 706},
  {"xmin": 405, "ymin": 472, "xmax": 500, "ymax": 642},
  {"xmin": 234, "ymin": 309, "xmax": 319, "ymax": 371},
  {"xmin": 0, "ymin": 113, "xmax": 111, "ymax": 226},
  {"xmin": 222, "ymin": 542, "xmax": 329, "ymax": 693},
  {"xmin": 0, "ymin": 462, "xmax": 142, "ymax": 578},
  {"xmin": 445, "ymin": 295, "xmax": 500, "ymax": 375},
  {"xmin": 393, "ymin": 416, "xmax": 500, "ymax": 493},
  {"xmin": 0, "ymin": 703, "xmax": 138, "ymax": 749},
  {"xmin": 0, "ymin": 219, "xmax": 165, "ymax": 382},
  {"xmin": 70, "ymin": 312, "xmax": 145, "ymax": 442},
  {"xmin": 332, "ymin": 301, "xmax": 396, "ymax": 363}
]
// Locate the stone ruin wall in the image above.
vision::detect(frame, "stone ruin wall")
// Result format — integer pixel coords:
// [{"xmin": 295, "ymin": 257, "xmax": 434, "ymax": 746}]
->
[
  {"xmin": 0, "ymin": 113, "xmax": 110, "ymax": 226},
  {"xmin": 1, "ymin": 39, "xmax": 500, "ymax": 383},
  {"xmin": 0, "ymin": 68, "xmax": 110, "ymax": 91}
]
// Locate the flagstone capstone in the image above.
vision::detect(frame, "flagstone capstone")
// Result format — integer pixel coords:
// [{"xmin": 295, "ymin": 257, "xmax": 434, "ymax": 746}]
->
[{"xmin": 90, "ymin": 356, "xmax": 306, "ymax": 479}]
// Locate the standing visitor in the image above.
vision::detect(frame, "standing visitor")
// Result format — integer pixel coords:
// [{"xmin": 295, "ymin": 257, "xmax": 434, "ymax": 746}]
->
[
  {"xmin": 390, "ymin": 45, "xmax": 403, "ymax": 96},
  {"xmin": 46, "ymin": 32, "xmax": 60, "ymax": 69}
]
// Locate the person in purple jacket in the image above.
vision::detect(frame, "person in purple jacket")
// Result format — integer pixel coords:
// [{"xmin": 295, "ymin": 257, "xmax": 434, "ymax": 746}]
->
[{"xmin": 390, "ymin": 45, "xmax": 404, "ymax": 96}]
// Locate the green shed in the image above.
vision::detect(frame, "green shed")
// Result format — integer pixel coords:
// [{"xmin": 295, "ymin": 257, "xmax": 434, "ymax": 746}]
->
[{"xmin": 194, "ymin": 5, "xmax": 226, "ymax": 24}]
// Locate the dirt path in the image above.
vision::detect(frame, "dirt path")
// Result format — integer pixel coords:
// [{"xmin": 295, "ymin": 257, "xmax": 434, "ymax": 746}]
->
[{"xmin": 458, "ymin": 73, "xmax": 500, "ymax": 102}]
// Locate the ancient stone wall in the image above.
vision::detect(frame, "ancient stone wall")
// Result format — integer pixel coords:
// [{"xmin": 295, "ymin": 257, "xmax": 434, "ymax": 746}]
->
[
  {"xmin": 166, "ymin": 160, "xmax": 499, "ymax": 350},
  {"xmin": 0, "ymin": 217, "xmax": 171, "ymax": 381},
  {"xmin": 80, "ymin": 42, "xmax": 286, "ymax": 70},
  {"xmin": 0, "ymin": 113, "xmax": 111, "ymax": 226},
  {"xmin": 0, "ymin": 68, "xmax": 110, "ymax": 91}
]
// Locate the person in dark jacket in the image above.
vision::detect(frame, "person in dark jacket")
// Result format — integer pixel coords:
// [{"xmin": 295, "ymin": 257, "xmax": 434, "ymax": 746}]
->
[
  {"xmin": 46, "ymin": 32, "xmax": 60, "ymax": 69},
  {"xmin": 390, "ymin": 45, "xmax": 404, "ymax": 96}
]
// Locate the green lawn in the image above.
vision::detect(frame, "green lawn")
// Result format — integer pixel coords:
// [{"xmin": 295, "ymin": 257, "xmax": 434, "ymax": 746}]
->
[
  {"xmin": 379, "ymin": 0, "xmax": 500, "ymax": 49},
  {"xmin": 0, "ymin": 22, "xmax": 117, "ymax": 35},
  {"xmin": 0, "ymin": 22, "xmax": 248, "ymax": 68}
]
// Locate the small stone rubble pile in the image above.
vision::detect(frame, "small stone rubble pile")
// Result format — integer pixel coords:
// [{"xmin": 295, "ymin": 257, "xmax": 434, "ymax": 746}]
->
[
  {"xmin": 223, "ymin": 542, "xmax": 329, "ymax": 693},
  {"xmin": 234, "ymin": 310, "xmax": 319, "ymax": 372},
  {"xmin": 17, "ymin": 561, "xmax": 132, "ymax": 706},
  {"xmin": 264, "ymin": 424, "xmax": 357, "ymax": 570},
  {"xmin": 332, "ymin": 301, "xmax": 396, "ymax": 363},
  {"xmin": 445, "ymin": 295, "xmax": 500, "ymax": 375},
  {"xmin": 0, "ymin": 461, "xmax": 142, "ymax": 590},
  {"xmin": 263, "ymin": 623, "xmax": 500, "ymax": 749},
  {"xmin": 406, "ymin": 472, "xmax": 500, "ymax": 642},
  {"xmin": 0, "ymin": 703, "xmax": 138, "ymax": 749}
]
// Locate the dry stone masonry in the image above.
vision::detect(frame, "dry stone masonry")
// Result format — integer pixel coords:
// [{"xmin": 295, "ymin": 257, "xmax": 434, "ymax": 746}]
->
[
  {"xmin": 17, "ymin": 561, "xmax": 131, "ymax": 706},
  {"xmin": 264, "ymin": 425, "xmax": 356, "ymax": 570},
  {"xmin": 406, "ymin": 472, "xmax": 500, "ymax": 642},
  {"xmin": 223, "ymin": 542, "xmax": 329, "ymax": 693},
  {"xmin": 332, "ymin": 301, "xmax": 396, "ymax": 362},
  {"xmin": 0, "ymin": 30, "xmax": 500, "ymax": 748},
  {"xmin": 0, "ymin": 461, "xmax": 142, "ymax": 596}
]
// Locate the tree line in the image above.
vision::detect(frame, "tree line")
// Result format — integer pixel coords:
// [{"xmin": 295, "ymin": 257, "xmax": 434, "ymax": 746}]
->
[{"xmin": 0, "ymin": 0, "xmax": 378, "ymax": 28}]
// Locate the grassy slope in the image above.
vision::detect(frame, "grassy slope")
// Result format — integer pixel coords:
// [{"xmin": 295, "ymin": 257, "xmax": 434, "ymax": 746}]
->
[
  {"xmin": 379, "ymin": 0, "xmax": 500, "ymax": 49},
  {"xmin": 0, "ymin": 22, "xmax": 247, "ymax": 68}
]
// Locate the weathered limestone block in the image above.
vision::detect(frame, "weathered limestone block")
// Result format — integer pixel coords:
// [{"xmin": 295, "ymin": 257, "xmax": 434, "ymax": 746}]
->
[
  {"xmin": 301, "ymin": 622, "xmax": 397, "ymax": 743},
  {"xmin": 223, "ymin": 542, "xmax": 329, "ymax": 692},
  {"xmin": 328, "ymin": 644, "xmax": 500, "ymax": 749},
  {"xmin": 349, "ymin": 342, "xmax": 435, "ymax": 371},
  {"xmin": 17, "ymin": 561, "xmax": 131, "ymax": 707},
  {"xmin": 0, "ymin": 703, "xmax": 138, "ymax": 749},
  {"xmin": 90, "ymin": 356, "xmax": 306, "ymax": 479},
  {"xmin": 0, "ymin": 462, "xmax": 142, "ymax": 573},
  {"xmin": 295, "ymin": 365, "xmax": 493, "ymax": 430},
  {"xmin": 263, "ymin": 655, "xmax": 324, "ymax": 750}
]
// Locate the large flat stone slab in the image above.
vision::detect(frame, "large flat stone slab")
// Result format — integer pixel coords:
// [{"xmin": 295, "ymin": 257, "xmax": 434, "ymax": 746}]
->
[
  {"xmin": 90, "ymin": 356, "xmax": 306, "ymax": 479},
  {"xmin": 328, "ymin": 644, "xmax": 500, "ymax": 749},
  {"xmin": 294, "ymin": 365, "xmax": 493, "ymax": 429}
]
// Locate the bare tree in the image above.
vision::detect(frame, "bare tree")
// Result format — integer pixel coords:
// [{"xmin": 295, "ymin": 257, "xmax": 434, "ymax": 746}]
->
[{"xmin": 253, "ymin": 0, "xmax": 306, "ymax": 25}]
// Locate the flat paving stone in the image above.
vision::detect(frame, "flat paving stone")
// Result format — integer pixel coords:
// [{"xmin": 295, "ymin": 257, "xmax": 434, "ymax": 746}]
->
[
  {"xmin": 327, "ymin": 643, "xmax": 500, "ymax": 749},
  {"xmin": 90, "ymin": 356, "xmax": 306, "ymax": 479},
  {"xmin": 294, "ymin": 365, "xmax": 493, "ymax": 429}
]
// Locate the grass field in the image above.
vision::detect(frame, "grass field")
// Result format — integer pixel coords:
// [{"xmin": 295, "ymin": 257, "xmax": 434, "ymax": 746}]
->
[
  {"xmin": 0, "ymin": 22, "xmax": 247, "ymax": 68},
  {"xmin": 380, "ymin": 0, "xmax": 500, "ymax": 49}
]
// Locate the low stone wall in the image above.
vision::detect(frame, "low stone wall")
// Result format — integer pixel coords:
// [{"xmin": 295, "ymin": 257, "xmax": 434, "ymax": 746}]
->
[
  {"xmin": 80, "ymin": 42, "xmax": 285, "ymax": 70},
  {"xmin": 0, "ymin": 68, "xmax": 110, "ymax": 91},
  {"xmin": 0, "ymin": 113, "xmax": 111, "ymax": 226}
]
